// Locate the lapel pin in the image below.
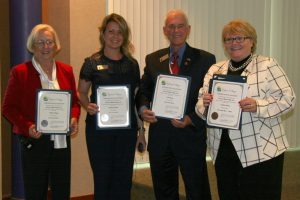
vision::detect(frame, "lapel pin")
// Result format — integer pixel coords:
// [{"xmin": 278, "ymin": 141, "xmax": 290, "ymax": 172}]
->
[{"xmin": 184, "ymin": 58, "xmax": 191, "ymax": 65}]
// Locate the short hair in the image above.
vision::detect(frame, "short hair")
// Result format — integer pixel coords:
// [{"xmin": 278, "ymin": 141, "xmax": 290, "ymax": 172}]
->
[
  {"xmin": 26, "ymin": 24, "xmax": 61, "ymax": 53},
  {"xmin": 222, "ymin": 19, "xmax": 257, "ymax": 53},
  {"xmin": 98, "ymin": 13, "xmax": 134, "ymax": 59},
  {"xmin": 164, "ymin": 9, "xmax": 189, "ymax": 26}
]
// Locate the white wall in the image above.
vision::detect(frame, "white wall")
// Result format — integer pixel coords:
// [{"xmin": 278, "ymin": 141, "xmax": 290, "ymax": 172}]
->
[
  {"xmin": 108, "ymin": 0, "xmax": 300, "ymax": 148},
  {"xmin": 69, "ymin": 1, "xmax": 106, "ymax": 197},
  {"xmin": 269, "ymin": 0, "xmax": 300, "ymax": 147}
]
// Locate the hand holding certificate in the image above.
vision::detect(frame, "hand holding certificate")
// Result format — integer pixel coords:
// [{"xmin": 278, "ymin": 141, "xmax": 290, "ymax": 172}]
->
[
  {"xmin": 151, "ymin": 74, "xmax": 190, "ymax": 119},
  {"xmin": 96, "ymin": 85, "xmax": 130, "ymax": 129},
  {"xmin": 206, "ymin": 75, "xmax": 248, "ymax": 129},
  {"xmin": 36, "ymin": 90, "xmax": 72, "ymax": 134}
]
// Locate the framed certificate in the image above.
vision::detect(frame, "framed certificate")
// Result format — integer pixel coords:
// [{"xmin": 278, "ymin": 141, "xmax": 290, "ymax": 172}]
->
[
  {"xmin": 96, "ymin": 85, "xmax": 131, "ymax": 129},
  {"xmin": 207, "ymin": 74, "xmax": 248, "ymax": 129},
  {"xmin": 36, "ymin": 89, "xmax": 72, "ymax": 134},
  {"xmin": 152, "ymin": 74, "xmax": 191, "ymax": 120}
]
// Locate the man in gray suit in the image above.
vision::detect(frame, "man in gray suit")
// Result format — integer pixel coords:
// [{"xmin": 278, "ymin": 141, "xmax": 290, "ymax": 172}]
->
[{"xmin": 136, "ymin": 9, "xmax": 216, "ymax": 200}]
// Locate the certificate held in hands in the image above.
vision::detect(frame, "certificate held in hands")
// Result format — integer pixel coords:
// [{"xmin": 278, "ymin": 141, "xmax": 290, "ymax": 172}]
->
[
  {"xmin": 207, "ymin": 74, "xmax": 248, "ymax": 130},
  {"xmin": 96, "ymin": 85, "xmax": 130, "ymax": 129},
  {"xmin": 152, "ymin": 74, "xmax": 190, "ymax": 120},
  {"xmin": 36, "ymin": 90, "xmax": 72, "ymax": 134}
]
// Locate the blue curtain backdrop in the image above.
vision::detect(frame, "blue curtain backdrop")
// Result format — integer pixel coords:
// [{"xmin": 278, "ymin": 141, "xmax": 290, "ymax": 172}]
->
[{"xmin": 9, "ymin": 0, "xmax": 42, "ymax": 198}]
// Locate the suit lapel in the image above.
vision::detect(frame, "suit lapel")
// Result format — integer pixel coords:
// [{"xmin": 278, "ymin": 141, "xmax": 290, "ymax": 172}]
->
[
  {"xmin": 180, "ymin": 45, "xmax": 193, "ymax": 74},
  {"xmin": 158, "ymin": 49, "xmax": 170, "ymax": 74}
]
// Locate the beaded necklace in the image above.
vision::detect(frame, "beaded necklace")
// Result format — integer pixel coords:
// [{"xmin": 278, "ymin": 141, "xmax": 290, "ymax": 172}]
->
[{"xmin": 228, "ymin": 54, "xmax": 252, "ymax": 72}]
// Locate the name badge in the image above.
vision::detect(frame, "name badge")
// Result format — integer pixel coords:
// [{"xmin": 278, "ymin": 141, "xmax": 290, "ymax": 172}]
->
[
  {"xmin": 97, "ymin": 65, "xmax": 108, "ymax": 70},
  {"xmin": 160, "ymin": 54, "xmax": 169, "ymax": 62}
]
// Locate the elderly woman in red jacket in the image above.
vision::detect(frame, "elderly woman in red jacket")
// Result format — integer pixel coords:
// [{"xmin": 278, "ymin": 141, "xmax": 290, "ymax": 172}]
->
[{"xmin": 2, "ymin": 24, "xmax": 80, "ymax": 200}]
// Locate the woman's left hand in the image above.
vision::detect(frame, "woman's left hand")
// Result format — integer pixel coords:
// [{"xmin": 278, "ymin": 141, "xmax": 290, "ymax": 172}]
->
[
  {"xmin": 239, "ymin": 97, "xmax": 257, "ymax": 112},
  {"xmin": 70, "ymin": 118, "xmax": 79, "ymax": 135}
]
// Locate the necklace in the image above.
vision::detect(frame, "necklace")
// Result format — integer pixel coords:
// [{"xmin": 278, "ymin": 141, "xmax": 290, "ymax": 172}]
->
[
  {"xmin": 44, "ymin": 68, "xmax": 51, "ymax": 74},
  {"xmin": 228, "ymin": 54, "xmax": 252, "ymax": 72}
]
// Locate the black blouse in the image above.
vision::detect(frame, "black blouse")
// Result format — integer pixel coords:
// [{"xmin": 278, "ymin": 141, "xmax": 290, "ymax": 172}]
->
[{"xmin": 80, "ymin": 52, "xmax": 140, "ymax": 131}]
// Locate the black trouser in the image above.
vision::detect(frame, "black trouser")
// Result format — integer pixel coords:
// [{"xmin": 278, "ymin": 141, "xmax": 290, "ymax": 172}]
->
[
  {"xmin": 21, "ymin": 135, "xmax": 71, "ymax": 200},
  {"xmin": 149, "ymin": 145, "xmax": 211, "ymax": 200},
  {"xmin": 215, "ymin": 132, "xmax": 284, "ymax": 200},
  {"xmin": 86, "ymin": 129, "xmax": 137, "ymax": 200}
]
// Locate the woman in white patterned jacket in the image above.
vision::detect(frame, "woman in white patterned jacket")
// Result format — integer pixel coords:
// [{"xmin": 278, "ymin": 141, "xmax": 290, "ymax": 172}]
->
[{"xmin": 195, "ymin": 19, "xmax": 296, "ymax": 200}]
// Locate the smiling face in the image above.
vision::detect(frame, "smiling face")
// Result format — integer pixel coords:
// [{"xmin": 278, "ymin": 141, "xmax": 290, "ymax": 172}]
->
[
  {"xmin": 33, "ymin": 30, "xmax": 56, "ymax": 62},
  {"xmin": 223, "ymin": 34, "xmax": 253, "ymax": 62},
  {"xmin": 222, "ymin": 20, "xmax": 257, "ymax": 62},
  {"xmin": 163, "ymin": 11, "xmax": 190, "ymax": 50},
  {"xmin": 103, "ymin": 21, "xmax": 124, "ymax": 51}
]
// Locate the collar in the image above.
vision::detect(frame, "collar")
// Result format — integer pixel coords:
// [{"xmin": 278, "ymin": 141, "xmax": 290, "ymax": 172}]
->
[
  {"xmin": 32, "ymin": 57, "xmax": 58, "ymax": 89},
  {"xmin": 169, "ymin": 43, "xmax": 187, "ymax": 65}
]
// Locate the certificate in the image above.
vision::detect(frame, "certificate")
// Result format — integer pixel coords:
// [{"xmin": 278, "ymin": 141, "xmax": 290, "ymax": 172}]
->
[
  {"xmin": 207, "ymin": 75, "xmax": 248, "ymax": 129},
  {"xmin": 96, "ymin": 85, "xmax": 130, "ymax": 129},
  {"xmin": 36, "ymin": 90, "xmax": 72, "ymax": 134},
  {"xmin": 152, "ymin": 74, "xmax": 190, "ymax": 119}
]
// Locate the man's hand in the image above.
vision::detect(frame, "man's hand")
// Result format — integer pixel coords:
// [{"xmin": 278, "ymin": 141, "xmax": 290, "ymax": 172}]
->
[
  {"xmin": 141, "ymin": 109, "xmax": 157, "ymax": 123},
  {"xmin": 171, "ymin": 115, "xmax": 192, "ymax": 128}
]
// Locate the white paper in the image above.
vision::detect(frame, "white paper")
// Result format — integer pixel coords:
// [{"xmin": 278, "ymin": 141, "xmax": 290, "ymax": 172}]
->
[
  {"xmin": 36, "ymin": 90, "xmax": 71, "ymax": 134},
  {"xmin": 96, "ymin": 86, "xmax": 130, "ymax": 128},
  {"xmin": 152, "ymin": 74, "xmax": 190, "ymax": 119},
  {"xmin": 207, "ymin": 80, "xmax": 248, "ymax": 129}
]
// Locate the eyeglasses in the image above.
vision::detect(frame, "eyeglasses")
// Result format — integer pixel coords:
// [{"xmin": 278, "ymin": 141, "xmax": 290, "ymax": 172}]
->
[
  {"xmin": 35, "ymin": 40, "xmax": 55, "ymax": 48},
  {"xmin": 224, "ymin": 36, "xmax": 251, "ymax": 44},
  {"xmin": 166, "ymin": 24, "xmax": 187, "ymax": 31}
]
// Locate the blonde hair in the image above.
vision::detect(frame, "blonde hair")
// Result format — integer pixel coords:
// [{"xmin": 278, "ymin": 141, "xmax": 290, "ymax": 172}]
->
[
  {"xmin": 98, "ymin": 13, "xmax": 134, "ymax": 59},
  {"xmin": 222, "ymin": 19, "xmax": 257, "ymax": 53},
  {"xmin": 26, "ymin": 24, "xmax": 61, "ymax": 53}
]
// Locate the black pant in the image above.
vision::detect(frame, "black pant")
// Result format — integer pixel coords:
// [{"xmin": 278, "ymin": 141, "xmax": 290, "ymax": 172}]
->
[
  {"xmin": 149, "ymin": 145, "xmax": 211, "ymax": 200},
  {"xmin": 215, "ymin": 132, "xmax": 284, "ymax": 200},
  {"xmin": 21, "ymin": 135, "xmax": 71, "ymax": 200},
  {"xmin": 86, "ymin": 128, "xmax": 137, "ymax": 200}
]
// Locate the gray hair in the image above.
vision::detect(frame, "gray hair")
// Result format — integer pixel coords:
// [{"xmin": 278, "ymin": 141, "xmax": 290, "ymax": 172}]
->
[
  {"xmin": 164, "ymin": 9, "xmax": 189, "ymax": 26},
  {"xmin": 26, "ymin": 24, "xmax": 61, "ymax": 53}
]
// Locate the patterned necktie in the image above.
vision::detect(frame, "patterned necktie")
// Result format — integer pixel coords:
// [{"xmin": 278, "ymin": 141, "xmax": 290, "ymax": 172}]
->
[{"xmin": 171, "ymin": 53, "xmax": 179, "ymax": 75}]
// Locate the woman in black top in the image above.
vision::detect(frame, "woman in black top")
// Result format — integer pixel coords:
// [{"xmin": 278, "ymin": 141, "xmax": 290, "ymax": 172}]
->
[{"xmin": 78, "ymin": 13, "xmax": 146, "ymax": 200}]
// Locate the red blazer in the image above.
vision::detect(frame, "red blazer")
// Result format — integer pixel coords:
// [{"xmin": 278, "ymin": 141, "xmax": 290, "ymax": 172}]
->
[{"xmin": 2, "ymin": 61, "xmax": 81, "ymax": 136}]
